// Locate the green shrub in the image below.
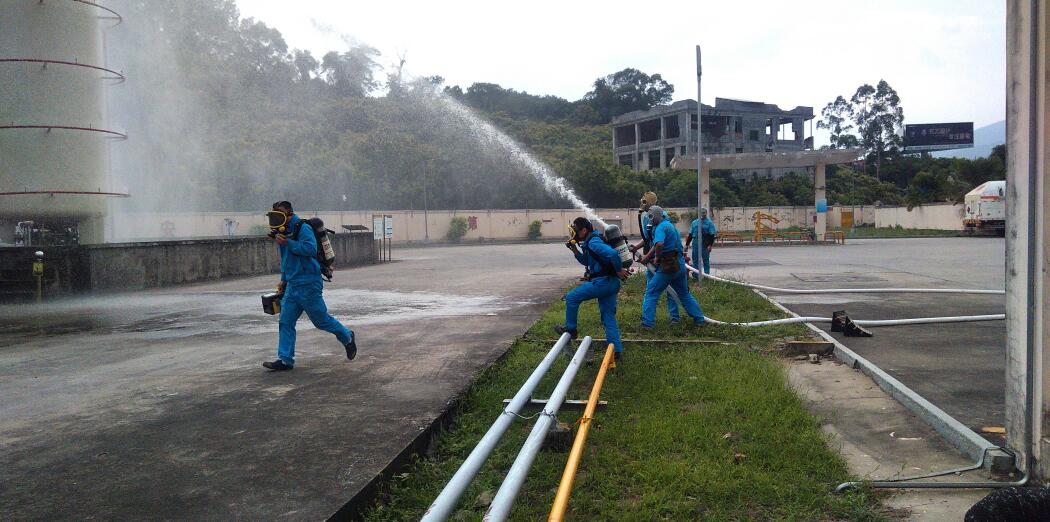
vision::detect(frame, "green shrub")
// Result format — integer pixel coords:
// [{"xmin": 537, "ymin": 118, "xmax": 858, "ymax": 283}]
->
[
  {"xmin": 667, "ymin": 211, "xmax": 680, "ymax": 224},
  {"xmin": 527, "ymin": 220, "xmax": 543, "ymax": 240},
  {"xmin": 447, "ymin": 217, "xmax": 468, "ymax": 241},
  {"xmin": 681, "ymin": 210, "xmax": 698, "ymax": 224}
]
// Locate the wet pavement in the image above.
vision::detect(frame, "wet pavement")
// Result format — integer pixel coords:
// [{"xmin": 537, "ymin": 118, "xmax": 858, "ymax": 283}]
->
[
  {"xmin": 0, "ymin": 243, "xmax": 579, "ymax": 520},
  {"xmin": 711, "ymin": 237, "xmax": 1007, "ymax": 443}
]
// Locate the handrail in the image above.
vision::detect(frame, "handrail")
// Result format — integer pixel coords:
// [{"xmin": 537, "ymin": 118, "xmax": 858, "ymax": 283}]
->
[
  {"xmin": 421, "ymin": 333, "xmax": 573, "ymax": 521},
  {"xmin": 484, "ymin": 337, "xmax": 593, "ymax": 522},
  {"xmin": 0, "ymin": 58, "xmax": 125, "ymax": 81},
  {"xmin": 549, "ymin": 343, "xmax": 615, "ymax": 522},
  {"xmin": 0, "ymin": 125, "xmax": 127, "ymax": 139}
]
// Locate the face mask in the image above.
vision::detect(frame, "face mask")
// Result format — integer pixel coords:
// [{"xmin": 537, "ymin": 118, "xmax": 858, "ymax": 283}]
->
[{"xmin": 267, "ymin": 210, "xmax": 289, "ymax": 233}]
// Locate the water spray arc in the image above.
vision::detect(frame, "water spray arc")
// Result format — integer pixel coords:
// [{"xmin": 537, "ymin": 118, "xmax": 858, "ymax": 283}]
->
[{"xmin": 428, "ymin": 91, "xmax": 606, "ymax": 226}]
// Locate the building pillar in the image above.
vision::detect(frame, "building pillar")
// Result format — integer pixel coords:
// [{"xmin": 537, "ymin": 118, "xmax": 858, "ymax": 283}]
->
[
  {"xmin": 1005, "ymin": 0, "xmax": 1049, "ymax": 480},
  {"xmin": 634, "ymin": 122, "xmax": 641, "ymax": 172},
  {"xmin": 814, "ymin": 162, "xmax": 827, "ymax": 241}
]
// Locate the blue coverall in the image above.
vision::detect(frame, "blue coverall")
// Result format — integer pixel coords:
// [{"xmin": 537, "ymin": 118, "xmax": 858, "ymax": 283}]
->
[
  {"xmin": 565, "ymin": 234, "xmax": 623, "ymax": 354},
  {"xmin": 689, "ymin": 217, "xmax": 718, "ymax": 276},
  {"xmin": 276, "ymin": 215, "xmax": 353, "ymax": 367},
  {"xmin": 642, "ymin": 211, "xmax": 680, "ymax": 321},
  {"xmin": 642, "ymin": 220, "xmax": 705, "ymax": 327}
]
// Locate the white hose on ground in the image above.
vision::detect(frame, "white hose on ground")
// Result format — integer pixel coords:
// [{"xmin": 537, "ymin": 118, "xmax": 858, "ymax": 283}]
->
[
  {"xmin": 684, "ymin": 262, "xmax": 1005, "ymax": 295},
  {"xmin": 637, "ymin": 259, "xmax": 1005, "ymax": 328}
]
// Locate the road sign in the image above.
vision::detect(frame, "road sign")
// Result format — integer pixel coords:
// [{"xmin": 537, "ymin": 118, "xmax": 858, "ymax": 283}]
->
[
  {"xmin": 32, "ymin": 261, "xmax": 43, "ymax": 276},
  {"xmin": 903, "ymin": 122, "xmax": 974, "ymax": 152},
  {"xmin": 373, "ymin": 217, "xmax": 383, "ymax": 240},
  {"xmin": 384, "ymin": 216, "xmax": 393, "ymax": 239}
]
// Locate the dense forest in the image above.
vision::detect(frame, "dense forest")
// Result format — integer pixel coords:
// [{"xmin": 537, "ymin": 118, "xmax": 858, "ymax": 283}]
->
[{"xmin": 108, "ymin": 0, "xmax": 1005, "ymax": 213}]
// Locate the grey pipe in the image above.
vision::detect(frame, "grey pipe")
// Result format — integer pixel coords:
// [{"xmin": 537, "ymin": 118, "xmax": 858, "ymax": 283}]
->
[
  {"xmin": 836, "ymin": 447, "xmax": 1026, "ymax": 492},
  {"xmin": 421, "ymin": 332, "xmax": 573, "ymax": 521},
  {"xmin": 483, "ymin": 336, "xmax": 593, "ymax": 521}
]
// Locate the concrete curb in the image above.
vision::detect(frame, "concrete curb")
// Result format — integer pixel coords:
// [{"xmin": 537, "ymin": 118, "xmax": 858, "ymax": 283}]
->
[
  {"xmin": 328, "ymin": 323, "xmax": 542, "ymax": 520},
  {"xmin": 755, "ymin": 290, "xmax": 1014, "ymax": 473}
]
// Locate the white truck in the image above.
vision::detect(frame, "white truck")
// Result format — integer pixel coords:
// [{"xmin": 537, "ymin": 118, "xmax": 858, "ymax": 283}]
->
[{"xmin": 963, "ymin": 180, "xmax": 1006, "ymax": 235}]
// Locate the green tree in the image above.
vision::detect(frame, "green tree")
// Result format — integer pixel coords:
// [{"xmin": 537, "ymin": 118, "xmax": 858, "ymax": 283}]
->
[
  {"xmin": 582, "ymin": 68, "xmax": 674, "ymax": 123},
  {"xmin": 816, "ymin": 96, "xmax": 860, "ymax": 149},
  {"xmin": 852, "ymin": 80, "xmax": 904, "ymax": 180},
  {"xmin": 818, "ymin": 81, "xmax": 904, "ymax": 179}
]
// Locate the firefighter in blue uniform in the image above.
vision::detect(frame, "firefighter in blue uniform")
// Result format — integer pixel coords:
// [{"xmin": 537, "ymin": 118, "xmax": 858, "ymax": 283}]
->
[
  {"xmin": 638, "ymin": 206, "xmax": 705, "ymax": 328},
  {"xmin": 263, "ymin": 201, "xmax": 356, "ymax": 371},
  {"xmin": 555, "ymin": 217, "xmax": 627, "ymax": 360},
  {"xmin": 628, "ymin": 192, "xmax": 681, "ymax": 322}
]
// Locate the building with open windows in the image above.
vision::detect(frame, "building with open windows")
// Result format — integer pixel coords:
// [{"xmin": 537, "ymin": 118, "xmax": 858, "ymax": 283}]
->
[{"xmin": 611, "ymin": 98, "xmax": 815, "ymax": 179}]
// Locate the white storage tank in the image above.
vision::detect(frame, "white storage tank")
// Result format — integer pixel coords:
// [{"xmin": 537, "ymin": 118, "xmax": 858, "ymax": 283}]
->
[{"xmin": 0, "ymin": 0, "xmax": 124, "ymax": 244}]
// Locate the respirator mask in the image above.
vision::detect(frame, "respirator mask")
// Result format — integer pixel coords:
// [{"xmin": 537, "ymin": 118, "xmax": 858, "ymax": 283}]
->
[{"xmin": 266, "ymin": 210, "xmax": 289, "ymax": 237}]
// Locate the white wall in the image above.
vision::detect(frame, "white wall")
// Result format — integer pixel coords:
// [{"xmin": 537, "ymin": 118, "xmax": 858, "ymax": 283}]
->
[{"xmin": 110, "ymin": 203, "xmax": 968, "ymax": 242}]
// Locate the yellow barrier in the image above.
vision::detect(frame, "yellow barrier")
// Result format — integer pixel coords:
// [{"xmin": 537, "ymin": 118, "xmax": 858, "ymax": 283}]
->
[{"xmin": 548, "ymin": 343, "xmax": 615, "ymax": 522}]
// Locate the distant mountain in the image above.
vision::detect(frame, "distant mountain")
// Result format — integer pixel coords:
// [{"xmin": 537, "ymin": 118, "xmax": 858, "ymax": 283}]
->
[{"xmin": 932, "ymin": 120, "xmax": 1005, "ymax": 159}]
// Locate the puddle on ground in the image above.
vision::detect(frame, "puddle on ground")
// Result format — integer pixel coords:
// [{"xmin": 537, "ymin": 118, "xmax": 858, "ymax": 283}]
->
[{"xmin": 0, "ymin": 288, "xmax": 520, "ymax": 345}]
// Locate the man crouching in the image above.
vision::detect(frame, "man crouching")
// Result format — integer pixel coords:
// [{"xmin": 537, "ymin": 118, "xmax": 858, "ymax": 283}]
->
[{"xmin": 555, "ymin": 217, "xmax": 628, "ymax": 361}]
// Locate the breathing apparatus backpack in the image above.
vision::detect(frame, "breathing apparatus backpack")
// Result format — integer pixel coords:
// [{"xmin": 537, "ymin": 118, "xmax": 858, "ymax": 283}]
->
[
  {"xmin": 293, "ymin": 217, "xmax": 337, "ymax": 281},
  {"xmin": 602, "ymin": 224, "xmax": 633, "ymax": 269}
]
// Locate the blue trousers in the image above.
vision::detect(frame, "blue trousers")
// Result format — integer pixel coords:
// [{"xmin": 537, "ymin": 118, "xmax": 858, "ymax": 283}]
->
[
  {"xmin": 691, "ymin": 246, "xmax": 711, "ymax": 278},
  {"xmin": 645, "ymin": 268, "xmax": 680, "ymax": 320},
  {"xmin": 565, "ymin": 276, "xmax": 622, "ymax": 353},
  {"xmin": 278, "ymin": 281, "xmax": 352, "ymax": 367},
  {"xmin": 643, "ymin": 264, "xmax": 705, "ymax": 327}
]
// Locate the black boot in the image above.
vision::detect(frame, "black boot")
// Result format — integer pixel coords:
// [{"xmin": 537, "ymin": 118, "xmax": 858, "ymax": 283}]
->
[
  {"xmin": 554, "ymin": 325, "xmax": 578, "ymax": 339},
  {"xmin": 344, "ymin": 333, "xmax": 358, "ymax": 361},
  {"xmin": 263, "ymin": 360, "xmax": 293, "ymax": 371}
]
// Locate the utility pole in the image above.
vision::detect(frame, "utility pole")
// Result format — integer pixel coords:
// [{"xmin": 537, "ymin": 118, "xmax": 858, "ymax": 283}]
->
[
  {"xmin": 423, "ymin": 166, "xmax": 430, "ymax": 242},
  {"xmin": 695, "ymin": 45, "xmax": 703, "ymax": 220}
]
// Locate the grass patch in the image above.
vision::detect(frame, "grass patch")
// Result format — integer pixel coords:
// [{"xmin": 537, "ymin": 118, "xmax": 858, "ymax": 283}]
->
[
  {"xmin": 841, "ymin": 227, "xmax": 959, "ymax": 238},
  {"xmin": 362, "ymin": 275, "xmax": 884, "ymax": 521}
]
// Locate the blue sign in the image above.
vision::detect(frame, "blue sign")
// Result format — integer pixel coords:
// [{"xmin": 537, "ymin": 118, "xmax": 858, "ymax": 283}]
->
[{"xmin": 816, "ymin": 199, "xmax": 828, "ymax": 213}]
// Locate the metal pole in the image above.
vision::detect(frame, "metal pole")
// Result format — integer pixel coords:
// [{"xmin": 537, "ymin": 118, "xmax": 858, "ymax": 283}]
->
[
  {"xmin": 423, "ymin": 168, "xmax": 430, "ymax": 242},
  {"xmin": 422, "ymin": 333, "xmax": 574, "ymax": 521},
  {"xmin": 695, "ymin": 45, "xmax": 703, "ymax": 222},
  {"xmin": 549, "ymin": 343, "xmax": 615, "ymax": 522},
  {"xmin": 484, "ymin": 337, "xmax": 593, "ymax": 522}
]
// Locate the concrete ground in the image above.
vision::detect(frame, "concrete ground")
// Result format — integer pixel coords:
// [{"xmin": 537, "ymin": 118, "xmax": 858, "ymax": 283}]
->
[
  {"xmin": 711, "ymin": 237, "xmax": 1006, "ymax": 519},
  {"xmin": 1, "ymin": 237, "xmax": 1005, "ymax": 520},
  {"xmin": 0, "ymin": 243, "xmax": 581, "ymax": 520}
]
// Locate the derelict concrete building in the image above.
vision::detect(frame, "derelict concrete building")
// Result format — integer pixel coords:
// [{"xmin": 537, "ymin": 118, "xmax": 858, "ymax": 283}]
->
[{"xmin": 611, "ymin": 98, "xmax": 814, "ymax": 178}]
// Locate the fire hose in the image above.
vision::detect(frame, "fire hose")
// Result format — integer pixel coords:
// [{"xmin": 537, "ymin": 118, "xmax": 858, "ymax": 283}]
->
[{"xmin": 636, "ymin": 257, "xmax": 1004, "ymax": 328}]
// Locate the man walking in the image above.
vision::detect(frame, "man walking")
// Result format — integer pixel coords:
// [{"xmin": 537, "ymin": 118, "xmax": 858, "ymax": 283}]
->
[{"xmin": 263, "ymin": 201, "xmax": 357, "ymax": 371}]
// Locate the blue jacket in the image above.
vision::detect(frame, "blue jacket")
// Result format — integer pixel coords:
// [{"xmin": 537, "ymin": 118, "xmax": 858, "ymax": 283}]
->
[
  {"xmin": 278, "ymin": 215, "xmax": 321, "ymax": 286},
  {"xmin": 689, "ymin": 218, "xmax": 718, "ymax": 249},
  {"xmin": 574, "ymin": 233, "xmax": 622, "ymax": 279},
  {"xmin": 652, "ymin": 220, "xmax": 683, "ymax": 255}
]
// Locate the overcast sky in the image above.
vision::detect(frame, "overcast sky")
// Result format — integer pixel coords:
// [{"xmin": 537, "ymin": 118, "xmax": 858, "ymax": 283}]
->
[{"xmin": 237, "ymin": 0, "xmax": 1006, "ymax": 141}]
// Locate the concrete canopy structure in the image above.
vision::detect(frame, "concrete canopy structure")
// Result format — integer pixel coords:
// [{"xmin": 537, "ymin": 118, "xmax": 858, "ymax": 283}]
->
[
  {"xmin": 611, "ymin": 98, "xmax": 815, "ymax": 175},
  {"xmin": 671, "ymin": 148, "xmax": 864, "ymax": 241}
]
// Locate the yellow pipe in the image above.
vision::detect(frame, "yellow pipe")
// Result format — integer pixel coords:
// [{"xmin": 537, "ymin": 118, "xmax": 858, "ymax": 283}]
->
[{"xmin": 548, "ymin": 343, "xmax": 615, "ymax": 522}]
